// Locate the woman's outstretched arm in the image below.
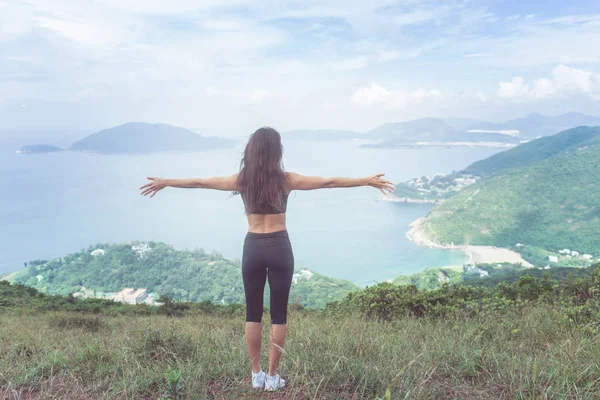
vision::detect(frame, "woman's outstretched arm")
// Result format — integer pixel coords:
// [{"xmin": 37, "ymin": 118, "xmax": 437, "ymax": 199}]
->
[
  {"xmin": 140, "ymin": 174, "xmax": 238, "ymax": 197},
  {"xmin": 287, "ymin": 172, "xmax": 395, "ymax": 195}
]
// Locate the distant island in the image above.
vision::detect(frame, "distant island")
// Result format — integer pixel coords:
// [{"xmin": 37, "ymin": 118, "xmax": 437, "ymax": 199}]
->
[
  {"xmin": 283, "ymin": 112, "xmax": 600, "ymax": 147},
  {"xmin": 282, "ymin": 129, "xmax": 360, "ymax": 141},
  {"xmin": 465, "ymin": 112, "xmax": 600, "ymax": 140},
  {"xmin": 16, "ymin": 122, "xmax": 235, "ymax": 155},
  {"xmin": 17, "ymin": 144, "xmax": 64, "ymax": 154},
  {"xmin": 400, "ymin": 126, "xmax": 600, "ymax": 267},
  {"xmin": 70, "ymin": 122, "xmax": 234, "ymax": 153},
  {"xmin": 18, "ymin": 113, "xmax": 600, "ymax": 152}
]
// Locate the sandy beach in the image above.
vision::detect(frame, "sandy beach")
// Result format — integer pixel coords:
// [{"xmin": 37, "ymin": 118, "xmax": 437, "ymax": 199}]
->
[{"xmin": 407, "ymin": 217, "xmax": 534, "ymax": 268}]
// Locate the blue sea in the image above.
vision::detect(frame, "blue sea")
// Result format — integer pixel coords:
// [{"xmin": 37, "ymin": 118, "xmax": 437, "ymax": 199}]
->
[{"xmin": 0, "ymin": 140, "xmax": 504, "ymax": 286}]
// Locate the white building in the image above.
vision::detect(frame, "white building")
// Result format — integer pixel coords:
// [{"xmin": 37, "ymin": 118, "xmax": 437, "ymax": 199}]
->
[
  {"xmin": 114, "ymin": 288, "xmax": 148, "ymax": 304},
  {"xmin": 548, "ymin": 255, "xmax": 559, "ymax": 263},
  {"xmin": 91, "ymin": 249, "xmax": 105, "ymax": 256},
  {"xmin": 292, "ymin": 269, "xmax": 313, "ymax": 284},
  {"xmin": 132, "ymin": 243, "xmax": 152, "ymax": 258}
]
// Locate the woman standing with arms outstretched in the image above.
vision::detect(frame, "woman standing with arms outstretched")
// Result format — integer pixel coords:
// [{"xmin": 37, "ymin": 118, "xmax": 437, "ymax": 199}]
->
[{"xmin": 140, "ymin": 127, "xmax": 395, "ymax": 391}]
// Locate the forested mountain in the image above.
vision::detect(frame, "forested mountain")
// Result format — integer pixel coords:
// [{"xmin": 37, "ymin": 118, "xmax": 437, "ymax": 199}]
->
[
  {"xmin": 421, "ymin": 126, "xmax": 600, "ymax": 258},
  {"xmin": 7, "ymin": 242, "xmax": 358, "ymax": 308},
  {"xmin": 71, "ymin": 122, "xmax": 234, "ymax": 153}
]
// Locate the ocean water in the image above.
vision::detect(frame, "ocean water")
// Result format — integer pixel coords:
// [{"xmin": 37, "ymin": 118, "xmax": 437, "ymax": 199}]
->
[{"xmin": 0, "ymin": 140, "xmax": 504, "ymax": 286}]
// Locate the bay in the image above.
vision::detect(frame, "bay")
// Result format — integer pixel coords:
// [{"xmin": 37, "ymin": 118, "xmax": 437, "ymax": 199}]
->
[{"xmin": 0, "ymin": 140, "xmax": 504, "ymax": 285}]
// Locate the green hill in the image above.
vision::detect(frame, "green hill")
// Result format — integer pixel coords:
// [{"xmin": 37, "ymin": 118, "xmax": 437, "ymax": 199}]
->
[
  {"xmin": 7, "ymin": 242, "xmax": 358, "ymax": 308},
  {"xmin": 464, "ymin": 126, "xmax": 600, "ymax": 176},
  {"xmin": 1, "ymin": 265, "xmax": 599, "ymax": 398},
  {"xmin": 71, "ymin": 122, "xmax": 234, "ymax": 153},
  {"xmin": 421, "ymin": 126, "xmax": 600, "ymax": 260}
]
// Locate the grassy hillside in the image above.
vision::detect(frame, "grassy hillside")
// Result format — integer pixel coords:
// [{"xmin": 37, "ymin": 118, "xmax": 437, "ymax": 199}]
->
[
  {"xmin": 1, "ymin": 266, "xmax": 599, "ymax": 399},
  {"xmin": 8, "ymin": 242, "xmax": 358, "ymax": 308},
  {"xmin": 421, "ymin": 127, "xmax": 600, "ymax": 259},
  {"xmin": 464, "ymin": 126, "xmax": 600, "ymax": 176}
]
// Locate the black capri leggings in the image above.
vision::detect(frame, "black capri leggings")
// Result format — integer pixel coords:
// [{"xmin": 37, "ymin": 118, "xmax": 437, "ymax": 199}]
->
[{"xmin": 242, "ymin": 230, "xmax": 294, "ymax": 324}]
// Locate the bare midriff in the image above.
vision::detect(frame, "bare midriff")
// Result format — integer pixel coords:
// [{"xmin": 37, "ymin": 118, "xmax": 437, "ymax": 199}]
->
[{"xmin": 246, "ymin": 213, "xmax": 287, "ymax": 233}]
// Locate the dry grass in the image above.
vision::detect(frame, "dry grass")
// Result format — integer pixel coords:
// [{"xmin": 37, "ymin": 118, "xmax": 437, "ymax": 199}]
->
[{"xmin": 1, "ymin": 307, "xmax": 599, "ymax": 399}]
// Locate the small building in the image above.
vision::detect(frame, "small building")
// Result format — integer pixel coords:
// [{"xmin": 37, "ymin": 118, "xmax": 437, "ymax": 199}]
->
[
  {"xmin": 464, "ymin": 265, "xmax": 489, "ymax": 278},
  {"xmin": 571, "ymin": 251, "xmax": 580, "ymax": 257},
  {"xmin": 581, "ymin": 254, "xmax": 593, "ymax": 261},
  {"xmin": 114, "ymin": 288, "xmax": 148, "ymax": 304},
  {"xmin": 548, "ymin": 255, "xmax": 559, "ymax": 263},
  {"xmin": 292, "ymin": 269, "xmax": 313, "ymax": 284},
  {"xmin": 132, "ymin": 243, "xmax": 152, "ymax": 258},
  {"xmin": 91, "ymin": 249, "xmax": 105, "ymax": 257}
]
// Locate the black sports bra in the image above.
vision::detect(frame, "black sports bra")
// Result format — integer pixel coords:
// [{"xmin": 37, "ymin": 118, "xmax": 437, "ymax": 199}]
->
[{"xmin": 241, "ymin": 193, "xmax": 289, "ymax": 214}]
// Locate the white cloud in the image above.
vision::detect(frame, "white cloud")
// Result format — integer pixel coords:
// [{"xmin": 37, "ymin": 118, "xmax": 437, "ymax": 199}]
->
[
  {"xmin": 395, "ymin": 9, "xmax": 444, "ymax": 27},
  {"xmin": 351, "ymin": 83, "xmax": 392, "ymax": 106},
  {"xmin": 497, "ymin": 77, "xmax": 530, "ymax": 99},
  {"xmin": 351, "ymin": 83, "xmax": 443, "ymax": 109},
  {"xmin": 32, "ymin": 16, "xmax": 138, "ymax": 46},
  {"xmin": 497, "ymin": 65, "xmax": 600, "ymax": 101},
  {"xmin": 246, "ymin": 89, "xmax": 274, "ymax": 103},
  {"xmin": 205, "ymin": 87, "xmax": 223, "ymax": 96},
  {"xmin": 376, "ymin": 50, "xmax": 401, "ymax": 62},
  {"xmin": 330, "ymin": 56, "xmax": 369, "ymax": 71},
  {"xmin": 458, "ymin": 14, "xmax": 600, "ymax": 67},
  {"xmin": 204, "ymin": 87, "xmax": 275, "ymax": 103},
  {"xmin": 475, "ymin": 90, "xmax": 489, "ymax": 102},
  {"xmin": 3, "ymin": 0, "xmax": 600, "ymax": 133},
  {"xmin": 0, "ymin": 1, "xmax": 34, "ymax": 41}
]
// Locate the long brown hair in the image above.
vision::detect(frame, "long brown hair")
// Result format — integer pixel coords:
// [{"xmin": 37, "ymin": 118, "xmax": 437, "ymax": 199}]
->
[{"xmin": 236, "ymin": 127, "xmax": 289, "ymax": 214}]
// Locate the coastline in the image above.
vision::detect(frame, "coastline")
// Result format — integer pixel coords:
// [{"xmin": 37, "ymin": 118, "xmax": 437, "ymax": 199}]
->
[
  {"xmin": 1, "ymin": 271, "xmax": 18, "ymax": 282},
  {"xmin": 407, "ymin": 217, "xmax": 534, "ymax": 268},
  {"xmin": 381, "ymin": 193, "xmax": 438, "ymax": 204},
  {"xmin": 361, "ymin": 141, "xmax": 517, "ymax": 149}
]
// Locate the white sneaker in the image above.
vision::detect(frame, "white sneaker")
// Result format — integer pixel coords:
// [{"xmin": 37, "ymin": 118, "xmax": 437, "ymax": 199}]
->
[
  {"xmin": 264, "ymin": 373, "xmax": 285, "ymax": 391},
  {"xmin": 251, "ymin": 370, "xmax": 266, "ymax": 389}
]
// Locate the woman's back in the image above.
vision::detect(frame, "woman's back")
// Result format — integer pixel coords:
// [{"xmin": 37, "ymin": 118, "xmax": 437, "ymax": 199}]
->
[{"xmin": 139, "ymin": 126, "xmax": 395, "ymax": 392}]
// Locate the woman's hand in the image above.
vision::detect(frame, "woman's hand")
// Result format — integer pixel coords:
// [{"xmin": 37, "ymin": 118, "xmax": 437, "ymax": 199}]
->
[
  {"xmin": 366, "ymin": 173, "xmax": 395, "ymax": 195},
  {"xmin": 140, "ymin": 177, "xmax": 169, "ymax": 198}
]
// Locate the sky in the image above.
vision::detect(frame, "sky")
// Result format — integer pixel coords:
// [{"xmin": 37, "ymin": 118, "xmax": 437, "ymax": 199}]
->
[{"xmin": 1, "ymin": 0, "xmax": 600, "ymax": 138}]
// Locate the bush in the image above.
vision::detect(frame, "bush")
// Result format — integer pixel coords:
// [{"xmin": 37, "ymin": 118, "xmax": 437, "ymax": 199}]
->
[
  {"xmin": 50, "ymin": 314, "xmax": 104, "ymax": 332},
  {"xmin": 331, "ymin": 265, "xmax": 600, "ymax": 324}
]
